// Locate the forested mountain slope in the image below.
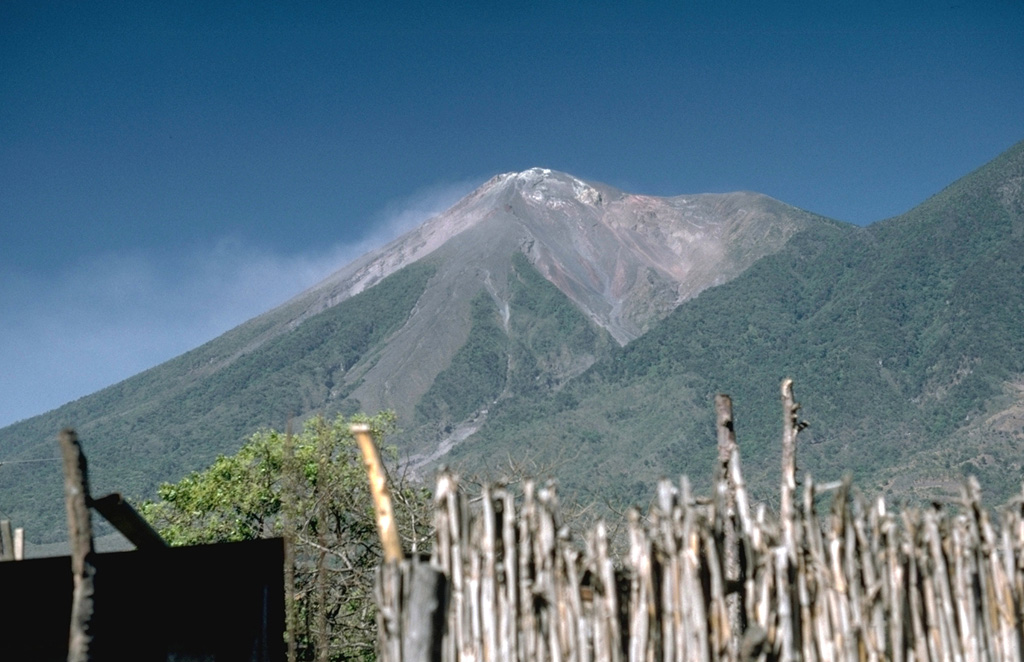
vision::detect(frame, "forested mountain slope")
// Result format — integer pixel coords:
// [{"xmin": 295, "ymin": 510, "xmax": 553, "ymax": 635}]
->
[{"xmin": 451, "ymin": 140, "xmax": 1024, "ymax": 508}]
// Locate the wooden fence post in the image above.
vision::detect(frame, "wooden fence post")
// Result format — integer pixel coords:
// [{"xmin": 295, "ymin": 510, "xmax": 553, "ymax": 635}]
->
[
  {"xmin": 353, "ymin": 424, "xmax": 403, "ymax": 563},
  {"xmin": 780, "ymin": 379, "xmax": 800, "ymax": 557},
  {"xmin": 0, "ymin": 519, "xmax": 13, "ymax": 561},
  {"xmin": 282, "ymin": 427, "xmax": 298, "ymax": 662},
  {"xmin": 59, "ymin": 428, "xmax": 96, "ymax": 662},
  {"xmin": 357, "ymin": 424, "xmax": 448, "ymax": 662},
  {"xmin": 89, "ymin": 493, "xmax": 166, "ymax": 550},
  {"xmin": 715, "ymin": 394, "xmax": 743, "ymax": 660}
]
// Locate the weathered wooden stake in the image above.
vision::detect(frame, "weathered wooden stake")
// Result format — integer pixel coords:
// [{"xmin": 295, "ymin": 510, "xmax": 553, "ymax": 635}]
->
[
  {"xmin": 780, "ymin": 378, "xmax": 799, "ymax": 557},
  {"xmin": 358, "ymin": 423, "xmax": 448, "ymax": 662},
  {"xmin": 0, "ymin": 519, "xmax": 13, "ymax": 561},
  {"xmin": 404, "ymin": 559, "xmax": 450, "ymax": 662},
  {"xmin": 59, "ymin": 428, "xmax": 96, "ymax": 662},
  {"xmin": 282, "ymin": 426, "xmax": 298, "ymax": 662},
  {"xmin": 716, "ymin": 394, "xmax": 738, "ymax": 481},
  {"xmin": 353, "ymin": 423, "xmax": 403, "ymax": 563},
  {"xmin": 715, "ymin": 394, "xmax": 742, "ymax": 660},
  {"xmin": 89, "ymin": 493, "xmax": 166, "ymax": 550}
]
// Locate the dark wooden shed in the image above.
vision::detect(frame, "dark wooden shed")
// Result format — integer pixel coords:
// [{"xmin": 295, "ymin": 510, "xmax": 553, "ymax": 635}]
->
[{"xmin": 0, "ymin": 537, "xmax": 285, "ymax": 661}]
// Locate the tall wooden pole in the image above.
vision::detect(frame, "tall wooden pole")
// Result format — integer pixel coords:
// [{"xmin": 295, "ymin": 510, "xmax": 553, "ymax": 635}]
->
[
  {"xmin": 780, "ymin": 379, "xmax": 799, "ymax": 556},
  {"xmin": 715, "ymin": 394, "xmax": 742, "ymax": 659},
  {"xmin": 715, "ymin": 394, "xmax": 738, "ymax": 480},
  {"xmin": 352, "ymin": 423, "xmax": 402, "ymax": 563},
  {"xmin": 779, "ymin": 380, "xmax": 801, "ymax": 662},
  {"xmin": 358, "ymin": 423, "xmax": 448, "ymax": 662},
  {"xmin": 59, "ymin": 428, "xmax": 96, "ymax": 662}
]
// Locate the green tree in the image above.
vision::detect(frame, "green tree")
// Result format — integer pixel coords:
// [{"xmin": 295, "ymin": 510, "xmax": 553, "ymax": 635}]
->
[{"xmin": 141, "ymin": 412, "xmax": 432, "ymax": 661}]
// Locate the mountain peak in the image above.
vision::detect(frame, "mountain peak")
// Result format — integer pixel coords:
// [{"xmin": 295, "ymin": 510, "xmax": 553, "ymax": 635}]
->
[{"xmin": 483, "ymin": 167, "xmax": 608, "ymax": 207}]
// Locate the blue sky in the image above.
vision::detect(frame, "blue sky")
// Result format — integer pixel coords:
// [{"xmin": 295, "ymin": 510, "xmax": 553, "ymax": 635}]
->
[{"xmin": 1, "ymin": 1, "xmax": 1022, "ymax": 428}]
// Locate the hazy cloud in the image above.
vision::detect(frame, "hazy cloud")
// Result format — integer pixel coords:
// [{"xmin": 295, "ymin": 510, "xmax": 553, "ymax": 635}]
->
[{"xmin": 0, "ymin": 178, "xmax": 479, "ymax": 428}]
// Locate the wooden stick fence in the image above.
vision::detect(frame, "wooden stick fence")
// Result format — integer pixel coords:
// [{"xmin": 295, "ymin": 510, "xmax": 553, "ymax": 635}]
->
[{"xmin": 377, "ymin": 383, "xmax": 1024, "ymax": 662}]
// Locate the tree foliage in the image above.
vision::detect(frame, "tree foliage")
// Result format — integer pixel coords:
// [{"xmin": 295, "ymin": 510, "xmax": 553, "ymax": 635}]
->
[{"xmin": 141, "ymin": 412, "xmax": 432, "ymax": 661}]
